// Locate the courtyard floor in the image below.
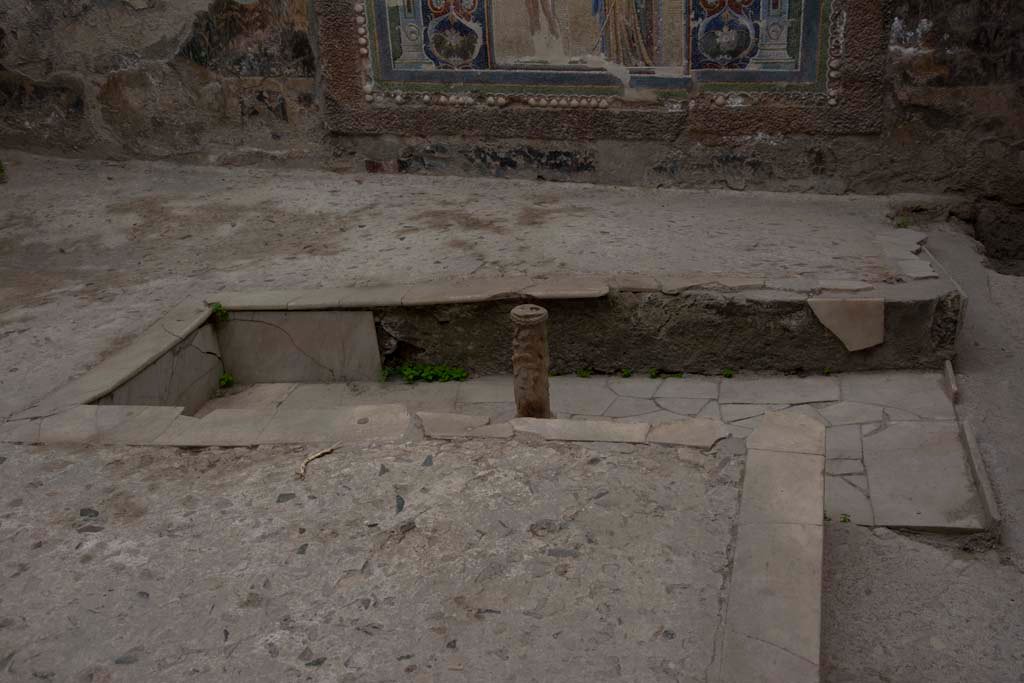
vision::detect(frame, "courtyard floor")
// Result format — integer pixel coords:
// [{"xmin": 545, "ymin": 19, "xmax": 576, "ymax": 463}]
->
[{"xmin": 1, "ymin": 151, "xmax": 1023, "ymax": 681}]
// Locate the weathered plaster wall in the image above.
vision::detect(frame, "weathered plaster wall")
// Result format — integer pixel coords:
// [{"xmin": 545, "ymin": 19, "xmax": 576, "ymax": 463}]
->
[{"xmin": 0, "ymin": 0, "xmax": 325, "ymax": 164}]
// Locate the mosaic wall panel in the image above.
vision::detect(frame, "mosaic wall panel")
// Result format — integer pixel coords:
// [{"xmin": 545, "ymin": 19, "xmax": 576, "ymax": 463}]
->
[{"xmin": 368, "ymin": 0, "xmax": 830, "ymax": 94}]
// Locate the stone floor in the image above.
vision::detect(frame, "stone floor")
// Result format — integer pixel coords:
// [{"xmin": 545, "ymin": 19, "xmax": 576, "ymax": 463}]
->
[
  {"xmin": 2, "ymin": 152, "xmax": 1023, "ymax": 682},
  {"xmin": 0, "ymin": 438, "xmax": 748, "ymax": 682},
  {"xmin": 191, "ymin": 370, "xmax": 984, "ymax": 533}
]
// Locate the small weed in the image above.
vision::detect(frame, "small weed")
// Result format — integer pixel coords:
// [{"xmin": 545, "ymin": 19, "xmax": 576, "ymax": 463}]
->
[
  {"xmin": 210, "ymin": 302, "xmax": 229, "ymax": 322},
  {"xmin": 384, "ymin": 363, "xmax": 469, "ymax": 383},
  {"xmin": 219, "ymin": 372, "xmax": 235, "ymax": 389},
  {"xmin": 620, "ymin": 368, "xmax": 633, "ymax": 378},
  {"xmin": 895, "ymin": 215, "xmax": 911, "ymax": 229},
  {"xmin": 823, "ymin": 367, "xmax": 832, "ymax": 376},
  {"xmin": 722, "ymin": 369, "xmax": 735, "ymax": 378},
  {"xmin": 669, "ymin": 373, "xmax": 684, "ymax": 379},
  {"xmin": 840, "ymin": 513, "xmax": 851, "ymax": 523},
  {"xmin": 575, "ymin": 368, "xmax": 593, "ymax": 378},
  {"xmin": 647, "ymin": 368, "xmax": 661, "ymax": 379}
]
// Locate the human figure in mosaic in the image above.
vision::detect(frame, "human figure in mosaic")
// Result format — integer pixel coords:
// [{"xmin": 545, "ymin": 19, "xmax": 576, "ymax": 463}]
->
[
  {"xmin": 526, "ymin": 0, "xmax": 561, "ymax": 37},
  {"xmin": 593, "ymin": 0, "xmax": 653, "ymax": 66}
]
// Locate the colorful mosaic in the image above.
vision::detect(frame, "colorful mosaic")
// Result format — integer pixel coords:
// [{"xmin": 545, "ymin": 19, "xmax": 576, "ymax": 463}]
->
[{"xmin": 370, "ymin": 0, "xmax": 828, "ymax": 94}]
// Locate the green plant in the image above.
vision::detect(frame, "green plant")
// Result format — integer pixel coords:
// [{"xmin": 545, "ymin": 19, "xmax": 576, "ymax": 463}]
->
[
  {"xmin": 840, "ymin": 513, "xmax": 851, "ymax": 524},
  {"xmin": 895, "ymin": 215, "xmax": 911, "ymax": 229},
  {"xmin": 647, "ymin": 368, "xmax": 661, "ymax": 379},
  {"xmin": 669, "ymin": 373, "xmax": 684, "ymax": 379},
  {"xmin": 575, "ymin": 368, "xmax": 593, "ymax": 378},
  {"xmin": 722, "ymin": 369, "xmax": 735, "ymax": 379},
  {"xmin": 823, "ymin": 367, "xmax": 832, "ymax": 376},
  {"xmin": 219, "ymin": 372, "xmax": 235, "ymax": 388},
  {"xmin": 620, "ymin": 368, "xmax": 633, "ymax": 378},
  {"xmin": 384, "ymin": 363, "xmax": 469, "ymax": 383},
  {"xmin": 210, "ymin": 302, "xmax": 229, "ymax": 322}
]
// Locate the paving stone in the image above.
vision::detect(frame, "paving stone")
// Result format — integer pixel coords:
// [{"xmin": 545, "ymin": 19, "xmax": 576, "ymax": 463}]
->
[
  {"xmin": 720, "ymin": 628, "xmax": 818, "ymax": 683},
  {"xmin": 740, "ymin": 449, "xmax": 824, "ymax": 526},
  {"xmin": 338, "ymin": 285, "xmax": 412, "ymax": 308},
  {"xmin": 401, "ymin": 276, "xmax": 532, "ymax": 306},
  {"xmin": 260, "ymin": 405, "xmax": 411, "ymax": 445},
  {"xmin": 418, "ymin": 412, "xmax": 490, "ymax": 438},
  {"xmin": 720, "ymin": 376, "xmax": 839, "ymax": 405},
  {"xmin": 522, "ymin": 276, "xmax": 609, "ymax": 300},
  {"xmin": 818, "ymin": 401, "xmax": 885, "ymax": 425},
  {"xmin": 466, "ymin": 423, "xmax": 514, "ymax": 439},
  {"xmin": 818, "ymin": 279, "xmax": 873, "ymax": 292},
  {"xmin": 655, "ymin": 397, "xmax": 710, "ymax": 416},
  {"xmin": 721, "ymin": 404, "xmax": 772, "ymax": 423},
  {"xmin": 615, "ymin": 410, "xmax": 687, "ymax": 425},
  {"xmin": 783, "ymin": 404, "xmax": 828, "ymax": 425},
  {"xmin": 457, "ymin": 401, "xmax": 518, "ymax": 423},
  {"xmin": 0, "ymin": 418, "xmax": 41, "ymax": 443},
  {"xmin": 697, "ymin": 400, "xmax": 721, "ymax": 420},
  {"xmin": 732, "ymin": 415, "xmax": 763, "ymax": 430},
  {"xmin": 456, "ymin": 378, "xmax": 514, "ymax": 404},
  {"xmin": 345, "ymin": 381, "xmax": 459, "ymax": 413},
  {"xmin": 98, "ymin": 406, "xmax": 186, "ymax": 445},
  {"xmin": 197, "ymin": 383, "xmax": 297, "ymax": 416},
  {"xmin": 511, "ymin": 418, "xmax": 649, "ymax": 443},
  {"xmin": 38, "ymin": 405, "xmax": 101, "ymax": 442},
  {"xmin": 842, "ymin": 372, "xmax": 955, "ymax": 420},
  {"xmin": 212, "ymin": 289, "xmax": 308, "ymax": 311},
  {"xmin": 863, "ymin": 421, "xmax": 985, "ymax": 530},
  {"xmin": 603, "ymin": 397, "xmax": 659, "ymax": 418},
  {"xmin": 660, "ymin": 273, "xmax": 717, "ymax": 294},
  {"xmin": 808, "ymin": 298, "xmax": 885, "ymax": 351},
  {"xmin": 826, "ymin": 459, "xmax": 864, "ymax": 475},
  {"xmin": 899, "ymin": 258, "xmax": 938, "ymax": 280},
  {"xmin": 826, "ymin": 424, "xmax": 863, "ymax": 461},
  {"xmin": 726, "ymin": 523, "xmax": 822, "ymax": 667},
  {"xmin": 648, "ymin": 418, "xmax": 734, "ymax": 449},
  {"xmin": 747, "ymin": 411, "xmax": 826, "ymax": 455},
  {"xmin": 154, "ymin": 409, "xmax": 278, "ymax": 447},
  {"xmin": 825, "ymin": 475, "xmax": 875, "ymax": 526},
  {"xmin": 550, "ymin": 377, "xmax": 617, "ymax": 416},
  {"xmin": 740, "ymin": 289, "xmax": 807, "ymax": 302},
  {"xmin": 606, "ymin": 273, "xmax": 661, "ymax": 292},
  {"xmin": 654, "ymin": 377, "xmax": 719, "ymax": 400},
  {"xmin": 607, "ymin": 377, "xmax": 662, "ymax": 398},
  {"xmin": 279, "ymin": 383, "xmax": 350, "ymax": 409}
]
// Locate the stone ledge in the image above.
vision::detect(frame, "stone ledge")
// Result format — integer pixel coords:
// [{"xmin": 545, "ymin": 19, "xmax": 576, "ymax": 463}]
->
[{"xmin": 13, "ymin": 299, "xmax": 211, "ymax": 420}]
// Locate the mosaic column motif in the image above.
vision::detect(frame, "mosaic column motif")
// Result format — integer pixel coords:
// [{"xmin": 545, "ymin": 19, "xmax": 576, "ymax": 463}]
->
[
  {"xmin": 748, "ymin": 0, "xmax": 796, "ymax": 69},
  {"xmin": 692, "ymin": 0, "xmax": 760, "ymax": 69},
  {"xmin": 395, "ymin": 0, "xmax": 433, "ymax": 68},
  {"xmin": 423, "ymin": 0, "xmax": 490, "ymax": 70}
]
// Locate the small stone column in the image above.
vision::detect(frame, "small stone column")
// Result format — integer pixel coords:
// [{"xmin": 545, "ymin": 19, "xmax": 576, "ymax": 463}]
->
[{"xmin": 511, "ymin": 304, "xmax": 552, "ymax": 419}]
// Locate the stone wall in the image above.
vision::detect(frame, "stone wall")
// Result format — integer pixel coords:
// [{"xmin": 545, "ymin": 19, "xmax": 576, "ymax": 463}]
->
[
  {"xmin": 0, "ymin": 1, "xmax": 1021, "ymax": 253},
  {"xmin": 0, "ymin": 0, "xmax": 324, "ymax": 165}
]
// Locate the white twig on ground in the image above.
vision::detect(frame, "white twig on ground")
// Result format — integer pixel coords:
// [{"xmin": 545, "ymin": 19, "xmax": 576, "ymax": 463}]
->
[{"xmin": 296, "ymin": 439, "xmax": 346, "ymax": 479}]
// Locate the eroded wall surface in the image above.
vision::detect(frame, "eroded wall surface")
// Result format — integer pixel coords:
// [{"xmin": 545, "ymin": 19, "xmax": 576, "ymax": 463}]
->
[{"xmin": 0, "ymin": 0, "xmax": 323, "ymax": 164}]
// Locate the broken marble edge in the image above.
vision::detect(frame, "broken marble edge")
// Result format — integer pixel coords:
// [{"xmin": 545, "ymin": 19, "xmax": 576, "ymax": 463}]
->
[
  {"xmin": 959, "ymin": 419, "xmax": 1003, "ymax": 534},
  {"xmin": 11, "ymin": 299, "xmax": 213, "ymax": 421}
]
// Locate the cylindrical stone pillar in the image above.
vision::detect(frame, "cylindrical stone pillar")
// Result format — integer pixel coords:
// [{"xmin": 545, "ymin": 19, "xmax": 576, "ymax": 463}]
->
[{"xmin": 511, "ymin": 304, "xmax": 552, "ymax": 419}]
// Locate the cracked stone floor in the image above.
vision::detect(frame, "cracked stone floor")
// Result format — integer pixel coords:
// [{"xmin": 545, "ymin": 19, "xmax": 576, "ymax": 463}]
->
[{"xmin": 197, "ymin": 370, "xmax": 985, "ymax": 532}]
